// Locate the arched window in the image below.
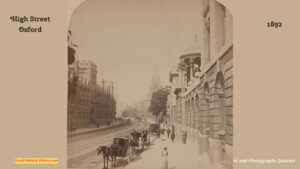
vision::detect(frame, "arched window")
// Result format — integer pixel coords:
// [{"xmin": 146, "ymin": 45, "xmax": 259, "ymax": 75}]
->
[
  {"xmin": 193, "ymin": 57, "xmax": 201, "ymax": 74},
  {"xmin": 203, "ymin": 82, "xmax": 210, "ymax": 134},
  {"xmin": 191, "ymin": 97, "xmax": 195, "ymax": 128},
  {"xmin": 187, "ymin": 99, "xmax": 191, "ymax": 127},
  {"xmin": 184, "ymin": 58, "xmax": 191, "ymax": 83},
  {"xmin": 215, "ymin": 72, "xmax": 225, "ymax": 131},
  {"xmin": 195, "ymin": 94, "xmax": 200, "ymax": 130},
  {"xmin": 185, "ymin": 101, "xmax": 188, "ymax": 126}
]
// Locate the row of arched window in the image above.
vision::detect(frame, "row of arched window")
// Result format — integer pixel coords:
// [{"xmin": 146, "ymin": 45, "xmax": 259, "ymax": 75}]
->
[{"xmin": 182, "ymin": 72, "xmax": 226, "ymax": 135}]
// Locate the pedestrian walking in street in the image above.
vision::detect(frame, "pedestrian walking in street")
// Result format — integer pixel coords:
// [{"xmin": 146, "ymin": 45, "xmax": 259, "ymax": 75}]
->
[
  {"xmin": 171, "ymin": 132, "xmax": 175, "ymax": 142},
  {"xmin": 161, "ymin": 147, "xmax": 168, "ymax": 169},
  {"xmin": 167, "ymin": 128, "xmax": 171, "ymax": 138},
  {"xmin": 182, "ymin": 131, "xmax": 187, "ymax": 144},
  {"xmin": 171, "ymin": 125, "xmax": 175, "ymax": 133}
]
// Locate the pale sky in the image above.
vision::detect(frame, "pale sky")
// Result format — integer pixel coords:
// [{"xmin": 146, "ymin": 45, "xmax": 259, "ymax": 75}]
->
[{"xmin": 70, "ymin": 0, "xmax": 202, "ymax": 106}]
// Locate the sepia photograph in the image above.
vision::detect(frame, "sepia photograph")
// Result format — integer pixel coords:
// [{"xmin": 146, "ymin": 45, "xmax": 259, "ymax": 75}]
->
[
  {"xmin": 3, "ymin": 0, "xmax": 300, "ymax": 169},
  {"xmin": 67, "ymin": 0, "xmax": 233, "ymax": 169}
]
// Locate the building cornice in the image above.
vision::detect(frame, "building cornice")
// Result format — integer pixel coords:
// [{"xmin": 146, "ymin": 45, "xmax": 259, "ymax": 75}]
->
[
  {"xmin": 181, "ymin": 40, "xmax": 233, "ymax": 97},
  {"xmin": 179, "ymin": 52, "xmax": 201, "ymax": 60}
]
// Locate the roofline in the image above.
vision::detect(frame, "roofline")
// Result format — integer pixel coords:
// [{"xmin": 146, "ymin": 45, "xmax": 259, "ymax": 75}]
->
[{"xmin": 179, "ymin": 52, "xmax": 201, "ymax": 59}]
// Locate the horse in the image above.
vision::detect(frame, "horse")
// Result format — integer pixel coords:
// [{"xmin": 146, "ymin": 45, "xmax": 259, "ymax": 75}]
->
[
  {"xmin": 110, "ymin": 139, "xmax": 123, "ymax": 166},
  {"xmin": 97, "ymin": 145, "xmax": 112, "ymax": 169}
]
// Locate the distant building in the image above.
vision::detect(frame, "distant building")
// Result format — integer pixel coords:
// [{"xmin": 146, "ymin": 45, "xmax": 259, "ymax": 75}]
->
[
  {"xmin": 167, "ymin": 1, "xmax": 233, "ymax": 169},
  {"xmin": 133, "ymin": 99, "xmax": 153, "ymax": 120}
]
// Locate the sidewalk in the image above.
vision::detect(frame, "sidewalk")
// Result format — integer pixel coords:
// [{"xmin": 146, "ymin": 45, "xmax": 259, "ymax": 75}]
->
[
  {"xmin": 124, "ymin": 134, "xmax": 202, "ymax": 169},
  {"xmin": 68, "ymin": 121, "xmax": 122, "ymax": 137}
]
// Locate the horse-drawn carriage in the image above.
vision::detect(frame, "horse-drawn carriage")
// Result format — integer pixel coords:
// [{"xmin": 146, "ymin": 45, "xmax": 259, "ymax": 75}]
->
[
  {"xmin": 149, "ymin": 123, "xmax": 160, "ymax": 136},
  {"xmin": 97, "ymin": 137, "xmax": 135, "ymax": 169},
  {"xmin": 130, "ymin": 130, "xmax": 141, "ymax": 148},
  {"xmin": 97, "ymin": 129, "xmax": 151, "ymax": 169},
  {"xmin": 112, "ymin": 137, "xmax": 134, "ymax": 162},
  {"xmin": 130, "ymin": 129, "xmax": 151, "ymax": 151}
]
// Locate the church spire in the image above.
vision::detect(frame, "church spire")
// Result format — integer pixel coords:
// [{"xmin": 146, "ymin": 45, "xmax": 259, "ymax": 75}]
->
[{"xmin": 148, "ymin": 62, "xmax": 162, "ymax": 98}]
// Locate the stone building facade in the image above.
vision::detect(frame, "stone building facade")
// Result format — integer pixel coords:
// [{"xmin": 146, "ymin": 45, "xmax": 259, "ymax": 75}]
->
[
  {"xmin": 67, "ymin": 32, "xmax": 116, "ymax": 132},
  {"xmin": 133, "ymin": 99, "xmax": 154, "ymax": 120},
  {"xmin": 167, "ymin": 0, "xmax": 233, "ymax": 169},
  {"xmin": 77, "ymin": 60, "xmax": 97, "ymax": 85},
  {"xmin": 68, "ymin": 77, "xmax": 116, "ymax": 130}
]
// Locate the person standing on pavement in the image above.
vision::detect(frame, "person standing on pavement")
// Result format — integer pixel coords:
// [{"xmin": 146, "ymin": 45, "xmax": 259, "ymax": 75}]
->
[
  {"xmin": 171, "ymin": 132, "xmax": 175, "ymax": 142},
  {"xmin": 161, "ymin": 147, "xmax": 168, "ymax": 169},
  {"xmin": 167, "ymin": 128, "xmax": 171, "ymax": 138},
  {"xmin": 182, "ymin": 131, "xmax": 187, "ymax": 144},
  {"xmin": 171, "ymin": 125, "xmax": 175, "ymax": 134}
]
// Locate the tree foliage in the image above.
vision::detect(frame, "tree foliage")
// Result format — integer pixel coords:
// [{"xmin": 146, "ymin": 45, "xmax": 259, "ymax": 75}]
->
[{"xmin": 148, "ymin": 87, "xmax": 170, "ymax": 118}]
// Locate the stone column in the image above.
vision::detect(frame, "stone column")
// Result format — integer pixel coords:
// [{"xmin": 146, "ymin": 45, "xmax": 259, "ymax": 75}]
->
[
  {"xmin": 185, "ymin": 64, "xmax": 189, "ymax": 86},
  {"xmin": 189, "ymin": 101, "xmax": 192, "ymax": 128},
  {"xmin": 199, "ymin": 86, "xmax": 210, "ymax": 163},
  {"xmin": 187, "ymin": 101, "xmax": 189, "ymax": 127},
  {"xmin": 195, "ymin": 97, "xmax": 199, "ymax": 129},
  {"xmin": 192, "ymin": 99, "xmax": 195, "ymax": 129},
  {"xmin": 189, "ymin": 60, "xmax": 194, "ymax": 82},
  {"xmin": 189, "ymin": 101, "xmax": 191, "ymax": 128},
  {"xmin": 180, "ymin": 67, "xmax": 185, "ymax": 88},
  {"xmin": 181, "ymin": 98, "xmax": 186, "ymax": 127}
]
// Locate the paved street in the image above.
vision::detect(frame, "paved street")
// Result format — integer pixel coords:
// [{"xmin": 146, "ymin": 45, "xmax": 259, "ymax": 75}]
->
[
  {"xmin": 123, "ymin": 134, "xmax": 201, "ymax": 169},
  {"xmin": 67, "ymin": 122, "xmax": 147, "ymax": 169},
  {"xmin": 68, "ymin": 122, "xmax": 206, "ymax": 169}
]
